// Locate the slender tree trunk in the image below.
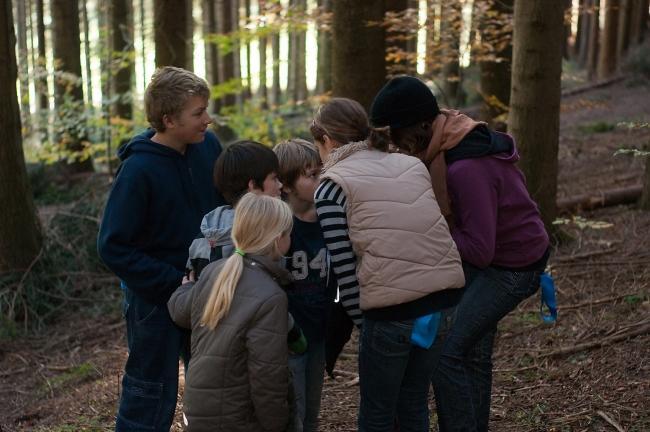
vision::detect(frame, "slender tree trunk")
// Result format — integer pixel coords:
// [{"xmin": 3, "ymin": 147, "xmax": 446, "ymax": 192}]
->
[
  {"xmin": 316, "ymin": 0, "xmax": 332, "ymax": 94},
  {"xmin": 288, "ymin": 0, "xmax": 307, "ymax": 103},
  {"xmin": 0, "ymin": 0, "xmax": 42, "ymax": 271},
  {"xmin": 139, "ymin": 0, "xmax": 147, "ymax": 93},
  {"xmin": 258, "ymin": 0, "xmax": 268, "ymax": 106},
  {"xmin": 216, "ymin": 0, "xmax": 236, "ymax": 107},
  {"xmin": 16, "ymin": 0, "xmax": 30, "ymax": 126},
  {"xmin": 630, "ymin": 0, "xmax": 649, "ymax": 45},
  {"xmin": 424, "ymin": 0, "xmax": 440, "ymax": 77},
  {"xmin": 574, "ymin": 0, "xmax": 585, "ymax": 58},
  {"xmin": 587, "ymin": 0, "xmax": 600, "ymax": 79},
  {"xmin": 204, "ymin": 0, "xmax": 220, "ymax": 113},
  {"xmin": 231, "ymin": 0, "xmax": 241, "ymax": 108},
  {"xmin": 51, "ymin": 0, "xmax": 93, "ymax": 173},
  {"xmin": 35, "ymin": 0, "xmax": 47, "ymax": 112},
  {"xmin": 271, "ymin": 15, "xmax": 281, "ymax": 105},
  {"xmin": 440, "ymin": 0, "xmax": 463, "ymax": 107},
  {"xmin": 616, "ymin": 0, "xmax": 632, "ymax": 59},
  {"xmin": 154, "ymin": 0, "xmax": 192, "ymax": 69},
  {"xmin": 598, "ymin": 0, "xmax": 619, "ymax": 79},
  {"xmin": 508, "ymin": 0, "xmax": 564, "ymax": 229},
  {"xmin": 113, "ymin": 0, "xmax": 134, "ymax": 121},
  {"xmin": 332, "ymin": 0, "xmax": 387, "ymax": 111},
  {"xmin": 243, "ymin": 0, "xmax": 252, "ymax": 99},
  {"xmin": 81, "ymin": 0, "xmax": 93, "ymax": 108},
  {"xmin": 479, "ymin": 0, "xmax": 513, "ymax": 128},
  {"xmin": 578, "ymin": 0, "xmax": 592, "ymax": 66}
]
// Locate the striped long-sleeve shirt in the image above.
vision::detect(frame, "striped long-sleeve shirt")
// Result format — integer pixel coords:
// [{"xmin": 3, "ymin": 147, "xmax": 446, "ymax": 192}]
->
[{"xmin": 314, "ymin": 179, "xmax": 363, "ymax": 326}]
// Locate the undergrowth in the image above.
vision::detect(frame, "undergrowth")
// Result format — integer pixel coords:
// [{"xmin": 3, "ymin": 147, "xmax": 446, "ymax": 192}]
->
[{"xmin": 0, "ymin": 175, "xmax": 119, "ymax": 339}]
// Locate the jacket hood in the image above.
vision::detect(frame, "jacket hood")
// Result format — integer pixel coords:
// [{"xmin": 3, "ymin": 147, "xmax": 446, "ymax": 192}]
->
[
  {"xmin": 118, "ymin": 129, "xmax": 184, "ymax": 161},
  {"xmin": 200, "ymin": 205, "xmax": 235, "ymax": 246},
  {"xmin": 491, "ymin": 132, "xmax": 519, "ymax": 163}
]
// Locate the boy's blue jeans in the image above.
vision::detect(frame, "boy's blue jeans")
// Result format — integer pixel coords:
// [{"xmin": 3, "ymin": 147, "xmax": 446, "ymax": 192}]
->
[
  {"xmin": 116, "ymin": 288, "xmax": 189, "ymax": 432},
  {"xmin": 431, "ymin": 264, "xmax": 543, "ymax": 432},
  {"xmin": 289, "ymin": 340, "xmax": 326, "ymax": 432},
  {"xmin": 358, "ymin": 315, "xmax": 449, "ymax": 432}
]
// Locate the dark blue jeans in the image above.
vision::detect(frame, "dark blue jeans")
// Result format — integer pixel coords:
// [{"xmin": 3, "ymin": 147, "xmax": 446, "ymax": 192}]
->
[
  {"xmin": 358, "ymin": 317, "xmax": 442, "ymax": 432},
  {"xmin": 116, "ymin": 288, "xmax": 190, "ymax": 432},
  {"xmin": 431, "ymin": 264, "xmax": 543, "ymax": 432}
]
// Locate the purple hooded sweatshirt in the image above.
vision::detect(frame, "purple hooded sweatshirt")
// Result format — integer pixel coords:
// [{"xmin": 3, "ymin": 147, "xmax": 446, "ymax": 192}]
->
[{"xmin": 446, "ymin": 140, "xmax": 549, "ymax": 269}]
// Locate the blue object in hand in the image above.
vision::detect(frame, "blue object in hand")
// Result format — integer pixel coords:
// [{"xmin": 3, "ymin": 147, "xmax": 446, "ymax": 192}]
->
[
  {"xmin": 410, "ymin": 312, "xmax": 441, "ymax": 349},
  {"xmin": 540, "ymin": 272, "xmax": 558, "ymax": 323}
]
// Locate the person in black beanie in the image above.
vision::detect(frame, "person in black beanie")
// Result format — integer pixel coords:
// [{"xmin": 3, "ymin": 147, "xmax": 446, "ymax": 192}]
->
[{"xmin": 370, "ymin": 76, "xmax": 550, "ymax": 432}]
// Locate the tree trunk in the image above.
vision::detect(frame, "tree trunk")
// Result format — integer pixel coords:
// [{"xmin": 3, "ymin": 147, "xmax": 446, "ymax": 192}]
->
[
  {"xmin": 81, "ymin": 0, "xmax": 93, "ymax": 108},
  {"xmin": 508, "ymin": 0, "xmax": 564, "ymax": 229},
  {"xmin": 641, "ymin": 156, "xmax": 650, "ymax": 210},
  {"xmin": 577, "ymin": 0, "xmax": 592, "ymax": 66},
  {"xmin": 597, "ymin": 0, "xmax": 619, "ymax": 80},
  {"xmin": 113, "ymin": 0, "xmax": 135, "ymax": 121},
  {"xmin": 316, "ymin": 0, "xmax": 332, "ymax": 94},
  {"xmin": 15, "ymin": 0, "xmax": 30, "ymax": 127},
  {"xmin": 479, "ymin": 0, "xmax": 514, "ymax": 128},
  {"xmin": 258, "ymin": 0, "xmax": 268, "ymax": 106},
  {"xmin": 587, "ymin": 0, "xmax": 600, "ymax": 79},
  {"xmin": 0, "ymin": 0, "xmax": 42, "ymax": 271},
  {"xmin": 288, "ymin": 0, "xmax": 307, "ymax": 103},
  {"xmin": 440, "ymin": 0, "xmax": 463, "ymax": 107},
  {"xmin": 216, "ymin": 0, "xmax": 236, "ymax": 107},
  {"xmin": 204, "ymin": 0, "xmax": 220, "ymax": 113},
  {"xmin": 617, "ymin": 0, "xmax": 633, "ymax": 59},
  {"xmin": 271, "ymin": 15, "xmax": 281, "ymax": 105},
  {"xmin": 243, "ymin": 0, "xmax": 252, "ymax": 99},
  {"xmin": 630, "ymin": 0, "xmax": 649, "ymax": 45},
  {"xmin": 35, "ymin": 0, "xmax": 48, "ymax": 112},
  {"xmin": 332, "ymin": 0, "xmax": 387, "ymax": 111},
  {"xmin": 51, "ymin": 0, "xmax": 93, "ymax": 173},
  {"xmin": 424, "ymin": 0, "xmax": 440, "ymax": 77},
  {"xmin": 154, "ymin": 0, "xmax": 192, "ymax": 69}
]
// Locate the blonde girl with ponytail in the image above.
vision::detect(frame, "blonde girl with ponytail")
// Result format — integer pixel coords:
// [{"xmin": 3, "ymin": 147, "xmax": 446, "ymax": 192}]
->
[{"xmin": 168, "ymin": 193, "xmax": 294, "ymax": 432}]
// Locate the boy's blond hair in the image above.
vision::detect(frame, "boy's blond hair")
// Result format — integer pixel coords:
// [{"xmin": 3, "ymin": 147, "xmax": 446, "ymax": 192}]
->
[
  {"xmin": 273, "ymin": 139, "xmax": 321, "ymax": 188},
  {"xmin": 144, "ymin": 66, "xmax": 210, "ymax": 132}
]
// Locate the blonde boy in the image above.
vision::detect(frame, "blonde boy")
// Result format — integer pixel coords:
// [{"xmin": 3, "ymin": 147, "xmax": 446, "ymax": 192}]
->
[{"xmin": 98, "ymin": 66, "xmax": 226, "ymax": 431}]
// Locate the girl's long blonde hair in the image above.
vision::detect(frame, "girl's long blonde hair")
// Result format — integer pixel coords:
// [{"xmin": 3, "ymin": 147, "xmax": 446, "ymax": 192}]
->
[{"xmin": 201, "ymin": 193, "xmax": 293, "ymax": 329}]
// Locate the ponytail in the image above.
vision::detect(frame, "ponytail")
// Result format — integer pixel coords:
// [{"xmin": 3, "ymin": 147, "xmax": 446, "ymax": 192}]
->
[
  {"xmin": 201, "ymin": 254, "xmax": 244, "ymax": 329},
  {"xmin": 367, "ymin": 126, "xmax": 391, "ymax": 152}
]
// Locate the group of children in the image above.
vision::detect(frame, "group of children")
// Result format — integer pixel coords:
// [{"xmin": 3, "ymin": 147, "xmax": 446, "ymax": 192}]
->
[{"xmin": 98, "ymin": 67, "xmax": 549, "ymax": 432}]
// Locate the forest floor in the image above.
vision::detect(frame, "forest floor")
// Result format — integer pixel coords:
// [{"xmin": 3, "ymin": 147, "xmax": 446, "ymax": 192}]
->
[{"xmin": 1, "ymin": 76, "xmax": 649, "ymax": 432}]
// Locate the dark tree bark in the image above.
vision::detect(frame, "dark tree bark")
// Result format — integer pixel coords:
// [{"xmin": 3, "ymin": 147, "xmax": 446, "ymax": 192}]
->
[
  {"xmin": 440, "ymin": 0, "xmax": 463, "ymax": 107},
  {"xmin": 51, "ymin": 0, "xmax": 93, "ymax": 173},
  {"xmin": 258, "ymin": 0, "xmax": 268, "ymax": 106},
  {"xmin": 216, "ymin": 0, "xmax": 236, "ymax": 107},
  {"xmin": 154, "ymin": 0, "xmax": 192, "ymax": 69},
  {"xmin": 577, "ymin": 0, "xmax": 592, "ymax": 66},
  {"xmin": 617, "ymin": 0, "xmax": 633, "ymax": 58},
  {"xmin": 332, "ymin": 0, "xmax": 387, "ymax": 111},
  {"xmin": 0, "ymin": 0, "xmax": 42, "ymax": 271},
  {"xmin": 479, "ymin": 0, "xmax": 513, "ymax": 128},
  {"xmin": 508, "ymin": 0, "xmax": 564, "ymax": 229},
  {"xmin": 316, "ymin": 0, "xmax": 332, "ymax": 94},
  {"xmin": 587, "ymin": 0, "xmax": 600, "ymax": 79},
  {"xmin": 203, "ymin": 0, "xmax": 220, "ymax": 113},
  {"xmin": 35, "ymin": 0, "xmax": 48, "ymax": 112},
  {"xmin": 288, "ymin": 0, "xmax": 307, "ymax": 103},
  {"xmin": 113, "ymin": 0, "xmax": 135, "ymax": 120},
  {"xmin": 424, "ymin": 0, "xmax": 440, "ymax": 77},
  {"xmin": 563, "ymin": 0, "xmax": 572, "ymax": 59},
  {"xmin": 630, "ymin": 0, "xmax": 649, "ymax": 45},
  {"xmin": 243, "ymin": 0, "xmax": 252, "ymax": 99},
  {"xmin": 597, "ymin": 0, "xmax": 619, "ymax": 79}
]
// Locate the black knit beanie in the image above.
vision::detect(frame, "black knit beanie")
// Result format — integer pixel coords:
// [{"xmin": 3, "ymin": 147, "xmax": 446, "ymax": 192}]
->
[{"xmin": 370, "ymin": 76, "xmax": 440, "ymax": 130}]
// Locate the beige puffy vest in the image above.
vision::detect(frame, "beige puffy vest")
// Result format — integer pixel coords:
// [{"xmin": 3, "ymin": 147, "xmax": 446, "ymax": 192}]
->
[{"xmin": 321, "ymin": 142, "xmax": 465, "ymax": 311}]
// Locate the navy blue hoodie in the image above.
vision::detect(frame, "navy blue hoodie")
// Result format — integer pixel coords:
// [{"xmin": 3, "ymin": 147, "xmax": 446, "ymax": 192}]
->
[{"xmin": 98, "ymin": 129, "xmax": 225, "ymax": 304}]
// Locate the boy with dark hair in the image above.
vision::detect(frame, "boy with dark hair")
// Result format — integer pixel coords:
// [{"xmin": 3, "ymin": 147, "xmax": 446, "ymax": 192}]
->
[
  {"xmin": 97, "ymin": 66, "xmax": 225, "ymax": 431},
  {"xmin": 274, "ymin": 139, "xmax": 338, "ymax": 432},
  {"xmin": 187, "ymin": 140, "xmax": 282, "ymax": 276}
]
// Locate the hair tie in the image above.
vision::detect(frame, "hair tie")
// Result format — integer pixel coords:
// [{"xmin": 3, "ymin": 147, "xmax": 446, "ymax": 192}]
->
[{"xmin": 234, "ymin": 248, "xmax": 246, "ymax": 257}]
